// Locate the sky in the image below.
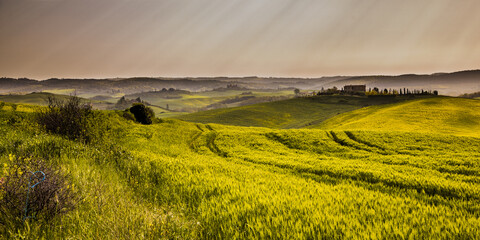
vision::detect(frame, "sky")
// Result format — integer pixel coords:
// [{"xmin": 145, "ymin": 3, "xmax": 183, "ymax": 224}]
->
[{"xmin": 0, "ymin": 0, "xmax": 479, "ymax": 79}]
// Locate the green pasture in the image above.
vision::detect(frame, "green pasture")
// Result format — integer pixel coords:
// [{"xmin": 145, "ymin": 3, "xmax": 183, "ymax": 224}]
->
[
  {"xmin": 128, "ymin": 89, "xmax": 294, "ymax": 114},
  {"xmin": 315, "ymin": 97, "xmax": 480, "ymax": 136},
  {"xmin": 0, "ymin": 92, "xmax": 73, "ymax": 106},
  {"xmin": 176, "ymin": 95, "xmax": 428, "ymax": 128},
  {"xmin": 0, "ymin": 92, "xmax": 113, "ymax": 109},
  {"xmin": 42, "ymin": 89, "xmax": 76, "ymax": 96},
  {"xmin": 0, "ymin": 89, "xmax": 294, "ymax": 118}
]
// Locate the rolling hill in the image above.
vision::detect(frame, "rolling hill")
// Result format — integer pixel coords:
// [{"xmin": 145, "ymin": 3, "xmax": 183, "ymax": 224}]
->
[
  {"xmin": 125, "ymin": 89, "xmax": 293, "ymax": 114},
  {"xmin": 314, "ymin": 97, "xmax": 480, "ymax": 136},
  {"xmin": 0, "ymin": 92, "xmax": 114, "ymax": 110},
  {"xmin": 0, "ymin": 89, "xmax": 296, "ymax": 118},
  {"xmin": 175, "ymin": 95, "xmax": 432, "ymax": 128},
  {"xmin": 0, "ymin": 92, "xmax": 72, "ymax": 105}
]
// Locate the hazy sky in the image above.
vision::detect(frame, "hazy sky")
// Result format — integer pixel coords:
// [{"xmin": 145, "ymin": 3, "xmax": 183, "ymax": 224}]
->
[{"xmin": 1, "ymin": 0, "xmax": 479, "ymax": 79}]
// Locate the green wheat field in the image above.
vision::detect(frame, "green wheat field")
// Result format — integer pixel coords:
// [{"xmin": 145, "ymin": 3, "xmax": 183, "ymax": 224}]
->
[{"xmin": 1, "ymin": 95, "xmax": 479, "ymax": 239}]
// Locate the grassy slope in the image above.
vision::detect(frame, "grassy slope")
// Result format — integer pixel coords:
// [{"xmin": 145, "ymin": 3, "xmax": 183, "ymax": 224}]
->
[
  {"xmin": 0, "ymin": 92, "xmax": 73, "ymax": 105},
  {"xmin": 315, "ymin": 96, "xmax": 480, "ymax": 136},
  {"xmin": 0, "ymin": 92, "xmax": 113, "ymax": 110},
  {"xmin": 176, "ymin": 95, "xmax": 427, "ymax": 128},
  {"xmin": 1, "ymin": 98, "xmax": 480, "ymax": 238}
]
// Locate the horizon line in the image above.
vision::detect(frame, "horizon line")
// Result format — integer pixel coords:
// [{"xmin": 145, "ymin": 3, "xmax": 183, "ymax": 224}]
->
[{"xmin": 2, "ymin": 69, "xmax": 479, "ymax": 81}]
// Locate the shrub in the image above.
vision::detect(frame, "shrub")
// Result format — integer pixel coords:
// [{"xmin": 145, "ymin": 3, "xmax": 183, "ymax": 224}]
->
[
  {"xmin": 122, "ymin": 109, "xmax": 136, "ymax": 122},
  {"xmin": 0, "ymin": 155, "xmax": 76, "ymax": 232},
  {"xmin": 37, "ymin": 96, "xmax": 100, "ymax": 142},
  {"xmin": 129, "ymin": 103, "xmax": 155, "ymax": 125}
]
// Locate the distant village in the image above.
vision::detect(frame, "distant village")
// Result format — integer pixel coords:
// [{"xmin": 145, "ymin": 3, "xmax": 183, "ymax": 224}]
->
[{"xmin": 297, "ymin": 84, "xmax": 438, "ymax": 97}]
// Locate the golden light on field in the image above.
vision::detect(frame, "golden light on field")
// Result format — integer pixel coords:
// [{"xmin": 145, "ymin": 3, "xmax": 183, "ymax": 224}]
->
[{"xmin": 0, "ymin": 0, "xmax": 479, "ymax": 79}]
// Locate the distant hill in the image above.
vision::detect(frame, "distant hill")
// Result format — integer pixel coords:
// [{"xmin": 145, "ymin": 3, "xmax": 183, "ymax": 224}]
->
[
  {"xmin": 175, "ymin": 95, "xmax": 425, "ymax": 128},
  {"xmin": 0, "ymin": 77, "xmax": 228, "ymax": 96},
  {"xmin": 1, "ymin": 69, "xmax": 479, "ymax": 96},
  {"xmin": 314, "ymin": 97, "xmax": 480, "ymax": 136},
  {"xmin": 125, "ymin": 89, "xmax": 192, "ymax": 100}
]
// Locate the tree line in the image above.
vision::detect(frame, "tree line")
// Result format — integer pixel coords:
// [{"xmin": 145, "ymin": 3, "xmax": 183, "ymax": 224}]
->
[{"xmin": 310, "ymin": 87, "xmax": 438, "ymax": 96}]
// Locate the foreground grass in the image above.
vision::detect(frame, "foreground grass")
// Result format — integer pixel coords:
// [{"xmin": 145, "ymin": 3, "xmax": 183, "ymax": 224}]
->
[
  {"xmin": 1, "ymin": 99, "xmax": 480, "ymax": 239},
  {"xmin": 0, "ymin": 104, "xmax": 197, "ymax": 239}
]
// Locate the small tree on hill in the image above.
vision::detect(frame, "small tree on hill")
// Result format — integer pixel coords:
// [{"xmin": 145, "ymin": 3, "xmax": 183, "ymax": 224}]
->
[{"xmin": 129, "ymin": 103, "xmax": 155, "ymax": 125}]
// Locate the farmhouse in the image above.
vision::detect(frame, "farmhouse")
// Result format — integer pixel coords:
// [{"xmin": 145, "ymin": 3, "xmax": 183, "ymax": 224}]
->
[{"xmin": 344, "ymin": 84, "xmax": 366, "ymax": 93}]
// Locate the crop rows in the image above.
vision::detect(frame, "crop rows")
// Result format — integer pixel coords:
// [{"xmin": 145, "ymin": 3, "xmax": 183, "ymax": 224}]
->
[{"xmin": 111, "ymin": 122, "xmax": 480, "ymax": 238}]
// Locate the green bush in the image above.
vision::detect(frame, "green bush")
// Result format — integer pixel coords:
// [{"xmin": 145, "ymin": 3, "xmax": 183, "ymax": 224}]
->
[{"xmin": 129, "ymin": 103, "xmax": 155, "ymax": 125}]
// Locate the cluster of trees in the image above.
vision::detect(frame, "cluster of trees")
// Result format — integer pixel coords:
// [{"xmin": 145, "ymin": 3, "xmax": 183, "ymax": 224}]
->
[
  {"xmin": 310, "ymin": 87, "xmax": 439, "ymax": 96},
  {"xmin": 213, "ymin": 84, "xmax": 247, "ymax": 91},
  {"xmin": 294, "ymin": 88, "xmax": 329, "ymax": 96},
  {"xmin": 115, "ymin": 96, "xmax": 148, "ymax": 109},
  {"xmin": 366, "ymin": 87, "xmax": 438, "ymax": 96},
  {"xmin": 316, "ymin": 87, "xmax": 340, "ymax": 95},
  {"xmin": 459, "ymin": 91, "xmax": 480, "ymax": 99},
  {"xmin": 155, "ymin": 87, "xmax": 176, "ymax": 92}
]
